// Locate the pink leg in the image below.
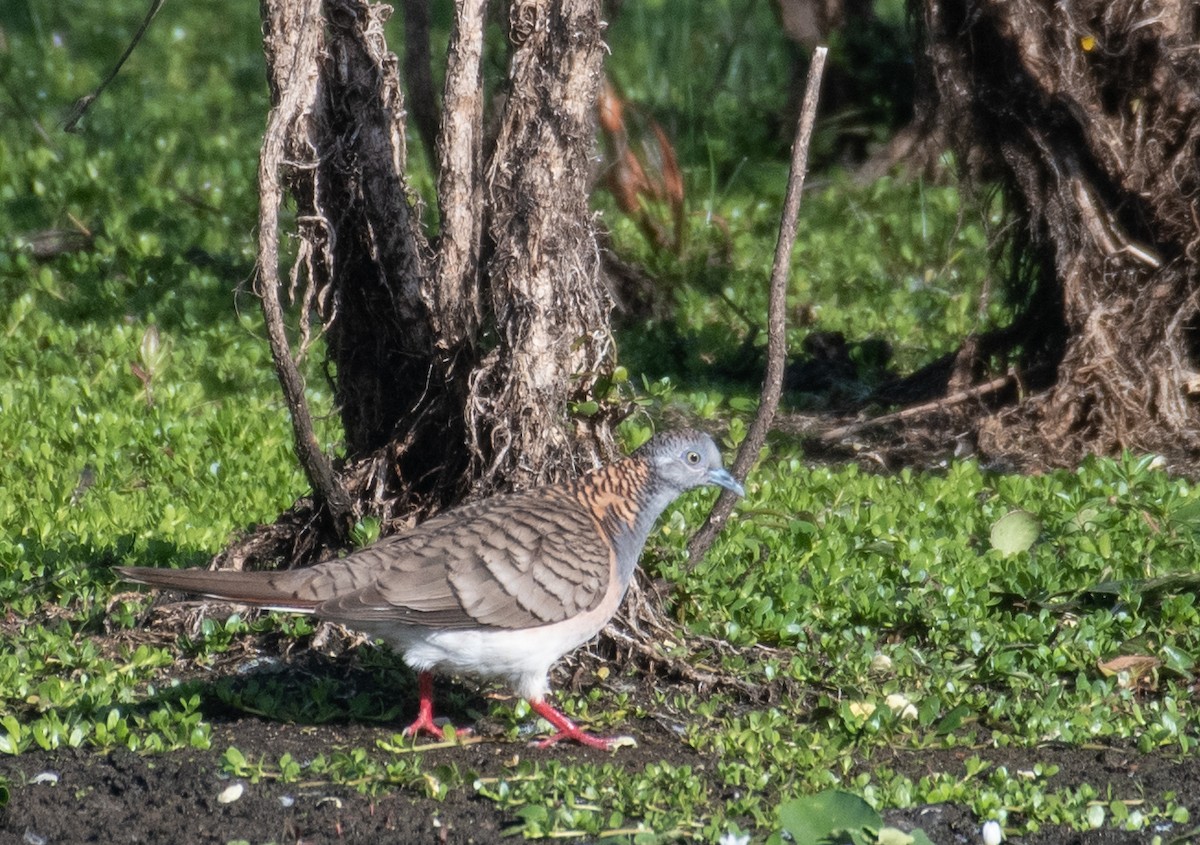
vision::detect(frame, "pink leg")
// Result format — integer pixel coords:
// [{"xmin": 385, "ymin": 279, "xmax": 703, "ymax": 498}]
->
[
  {"xmin": 402, "ymin": 672, "xmax": 469, "ymax": 740},
  {"xmin": 529, "ymin": 698, "xmax": 624, "ymax": 751}
]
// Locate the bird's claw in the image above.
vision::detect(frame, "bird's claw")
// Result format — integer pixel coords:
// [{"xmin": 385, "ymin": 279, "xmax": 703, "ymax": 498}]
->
[
  {"xmin": 532, "ymin": 729, "xmax": 637, "ymax": 751},
  {"xmin": 403, "ymin": 715, "xmax": 472, "ymax": 742}
]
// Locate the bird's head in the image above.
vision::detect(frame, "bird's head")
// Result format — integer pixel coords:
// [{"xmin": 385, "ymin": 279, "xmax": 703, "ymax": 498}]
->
[{"xmin": 637, "ymin": 429, "xmax": 745, "ymax": 497}]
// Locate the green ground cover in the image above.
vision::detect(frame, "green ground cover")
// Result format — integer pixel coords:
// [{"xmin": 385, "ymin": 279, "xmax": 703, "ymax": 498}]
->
[{"xmin": 4, "ymin": 1, "xmax": 1200, "ymax": 841}]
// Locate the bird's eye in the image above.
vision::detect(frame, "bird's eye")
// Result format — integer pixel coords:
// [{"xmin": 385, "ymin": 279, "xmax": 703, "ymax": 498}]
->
[{"xmin": 686, "ymin": 450, "xmax": 701, "ymax": 464}]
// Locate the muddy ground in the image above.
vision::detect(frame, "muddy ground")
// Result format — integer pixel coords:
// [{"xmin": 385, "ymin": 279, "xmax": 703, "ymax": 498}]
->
[{"xmin": 1, "ymin": 677, "xmax": 1192, "ymax": 845}]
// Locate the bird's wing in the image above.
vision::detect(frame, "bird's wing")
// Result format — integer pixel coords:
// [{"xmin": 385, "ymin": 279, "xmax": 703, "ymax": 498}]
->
[
  {"xmin": 117, "ymin": 489, "xmax": 616, "ymax": 631},
  {"xmin": 312, "ymin": 490, "xmax": 614, "ymax": 630}
]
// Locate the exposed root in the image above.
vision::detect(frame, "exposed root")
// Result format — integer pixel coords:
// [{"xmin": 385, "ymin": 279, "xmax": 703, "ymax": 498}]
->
[{"xmin": 853, "ymin": 0, "xmax": 1200, "ymax": 470}]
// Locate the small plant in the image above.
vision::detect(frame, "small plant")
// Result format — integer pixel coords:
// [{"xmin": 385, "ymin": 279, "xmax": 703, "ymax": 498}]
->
[{"xmin": 772, "ymin": 790, "xmax": 934, "ymax": 845}]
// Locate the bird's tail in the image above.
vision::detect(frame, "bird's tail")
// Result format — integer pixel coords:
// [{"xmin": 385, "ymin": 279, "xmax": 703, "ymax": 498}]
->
[{"xmin": 115, "ymin": 565, "xmax": 320, "ymax": 612}]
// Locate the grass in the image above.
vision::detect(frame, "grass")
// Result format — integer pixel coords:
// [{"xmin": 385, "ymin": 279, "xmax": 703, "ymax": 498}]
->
[{"xmin": 4, "ymin": 1, "xmax": 1200, "ymax": 842}]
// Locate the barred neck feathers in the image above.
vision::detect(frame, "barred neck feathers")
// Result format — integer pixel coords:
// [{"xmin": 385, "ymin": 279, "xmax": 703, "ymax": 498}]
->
[
  {"xmin": 568, "ymin": 454, "xmax": 672, "ymax": 584},
  {"xmin": 565, "ymin": 429, "xmax": 743, "ymax": 585}
]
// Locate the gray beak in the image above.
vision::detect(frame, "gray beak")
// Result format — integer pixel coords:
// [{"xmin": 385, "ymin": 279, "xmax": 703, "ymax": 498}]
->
[{"xmin": 707, "ymin": 467, "xmax": 746, "ymax": 497}]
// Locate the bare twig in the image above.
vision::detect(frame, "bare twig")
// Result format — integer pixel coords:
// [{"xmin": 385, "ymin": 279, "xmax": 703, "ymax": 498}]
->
[
  {"xmin": 256, "ymin": 0, "xmax": 354, "ymax": 534},
  {"xmin": 64, "ymin": 0, "xmax": 166, "ymax": 132},
  {"xmin": 687, "ymin": 46, "xmax": 828, "ymax": 567},
  {"xmin": 819, "ymin": 372, "xmax": 1016, "ymax": 442},
  {"xmin": 430, "ymin": 0, "xmax": 487, "ymax": 347}
]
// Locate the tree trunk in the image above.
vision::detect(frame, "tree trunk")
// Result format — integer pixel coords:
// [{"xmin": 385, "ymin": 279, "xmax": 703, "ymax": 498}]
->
[
  {"xmin": 914, "ymin": 0, "xmax": 1200, "ymax": 466},
  {"xmin": 227, "ymin": 0, "xmax": 614, "ymax": 568},
  {"xmin": 467, "ymin": 0, "xmax": 614, "ymax": 492}
]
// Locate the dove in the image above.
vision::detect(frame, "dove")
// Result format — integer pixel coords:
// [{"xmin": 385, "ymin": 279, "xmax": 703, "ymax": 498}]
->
[{"xmin": 117, "ymin": 429, "xmax": 744, "ymax": 749}]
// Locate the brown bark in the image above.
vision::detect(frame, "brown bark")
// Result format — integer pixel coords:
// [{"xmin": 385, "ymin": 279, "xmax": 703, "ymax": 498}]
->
[
  {"xmin": 429, "ymin": 0, "xmax": 487, "ymax": 350},
  {"xmin": 913, "ymin": 0, "xmax": 1200, "ymax": 465},
  {"xmin": 231, "ymin": 0, "xmax": 615, "ymax": 568},
  {"xmin": 467, "ymin": 0, "xmax": 615, "ymax": 490},
  {"xmin": 263, "ymin": 0, "xmax": 440, "ymax": 466},
  {"xmin": 318, "ymin": 0, "xmax": 442, "ymax": 464},
  {"xmin": 256, "ymin": 0, "xmax": 354, "ymax": 536}
]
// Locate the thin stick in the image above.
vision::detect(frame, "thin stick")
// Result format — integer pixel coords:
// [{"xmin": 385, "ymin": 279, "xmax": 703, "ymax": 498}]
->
[
  {"xmin": 64, "ymin": 0, "xmax": 166, "ymax": 132},
  {"xmin": 256, "ymin": 0, "xmax": 354, "ymax": 533},
  {"xmin": 687, "ymin": 46, "xmax": 828, "ymax": 567},
  {"xmin": 431, "ymin": 0, "xmax": 487, "ymax": 345},
  {"xmin": 819, "ymin": 372, "xmax": 1015, "ymax": 442}
]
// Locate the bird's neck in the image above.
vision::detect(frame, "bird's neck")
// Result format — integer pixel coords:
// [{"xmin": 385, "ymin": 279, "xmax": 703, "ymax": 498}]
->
[{"xmin": 571, "ymin": 457, "xmax": 678, "ymax": 585}]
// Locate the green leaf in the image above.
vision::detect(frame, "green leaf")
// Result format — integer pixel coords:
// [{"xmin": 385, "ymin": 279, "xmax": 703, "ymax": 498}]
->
[
  {"xmin": 876, "ymin": 828, "xmax": 912, "ymax": 845},
  {"xmin": 1161, "ymin": 644, "xmax": 1195, "ymax": 675},
  {"xmin": 877, "ymin": 828, "xmax": 920, "ymax": 845},
  {"xmin": 778, "ymin": 790, "xmax": 882, "ymax": 845},
  {"xmin": 351, "ymin": 517, "xmax": 381, "ymax": 549},
  {"xmin": 1067, "ymin": 506, "xmax": 1101, "ymax": 533},
  {"xmin": 1169, "ymin": 498, "xmax": 1200, "ymax": 531},
  {"xmin": 221, "ymin": 746, "xmax": 249, "ymax": 776},
  {"xmin": 989, "ymin": 509, "xmax": 1040, "ymax": 556},
  {"xmin": 934, "ymin": 703, "xmax": 972, "ymax": 736}
]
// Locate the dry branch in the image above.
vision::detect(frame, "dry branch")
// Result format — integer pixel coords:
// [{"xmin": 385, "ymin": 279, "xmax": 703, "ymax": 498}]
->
[
  {"xmin": 64, "ymin": 0, "xmax": 166, "ymax": 132},
  {"xmin": 430, "ymin": 0, "xmax": 487, "ymax": 348},
  {"xmin": 820, "ymin": 372, "xmax": 1015, "ymax": 443},
  {"xmin": 256, "ymin": 0, "xmax": 354, "ymax": 535},
  {"xmin": 687, "ymin": 46, "xmax": 828, "ymax": 566}
]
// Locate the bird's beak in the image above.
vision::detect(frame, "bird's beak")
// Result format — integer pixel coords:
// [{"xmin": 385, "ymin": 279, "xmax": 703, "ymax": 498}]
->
[{"xmin": 707, "ymin": 468, "xmax": 746, "ymax": 497}]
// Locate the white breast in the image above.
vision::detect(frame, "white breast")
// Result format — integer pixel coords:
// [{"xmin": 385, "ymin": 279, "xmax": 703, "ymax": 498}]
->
[{"xmin": 362, "ymin": 615, "xmax": 607, "ymax": 700}]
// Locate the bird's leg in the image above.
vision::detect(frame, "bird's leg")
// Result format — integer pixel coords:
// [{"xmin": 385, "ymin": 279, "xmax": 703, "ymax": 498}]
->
[
  {"xmin": 528, "ymin": 698, "xmax": 627, "ymax": 751},
  {"xmin": 402, "ymin": 672, "xmax": 469, "ymax": 741}
]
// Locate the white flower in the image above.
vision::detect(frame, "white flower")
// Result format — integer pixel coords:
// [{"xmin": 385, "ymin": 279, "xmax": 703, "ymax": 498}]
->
[
  {"xmin": 718, "ymin": 831, "xmax": 750, "ymax": 845},
  {"xmin": 982, "ymin": 820, "xmax": 1003, "ymax": 845},
  {"xmin": 885, "ymin": 693, "xmax": 918, "ymax": 721}
]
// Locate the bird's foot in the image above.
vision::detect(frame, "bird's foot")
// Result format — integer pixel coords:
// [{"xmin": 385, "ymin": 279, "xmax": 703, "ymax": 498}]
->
[
  {"xmin": 534, "ymin": 728, "xmax": 636, "ymax": 751},
  {"xmin": 528, "ymin": 699, "xmax": 636, "ymax": 751},
  {"xmin": 402, "ymin": 711, "xmax": 472, "ymax": 742},
  {"xmin": 403, "ymin": 671, "xmax": 471, "ymax": 741}
]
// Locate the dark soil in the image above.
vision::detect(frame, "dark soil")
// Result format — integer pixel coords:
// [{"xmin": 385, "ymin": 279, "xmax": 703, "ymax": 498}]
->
[{"xmin": 1, "ymin": 694, "xmax": 1193, "ymax": 845}]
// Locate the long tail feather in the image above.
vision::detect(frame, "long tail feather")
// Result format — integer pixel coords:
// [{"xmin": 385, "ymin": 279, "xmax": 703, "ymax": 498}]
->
[{"xmin": 114, "ymin": 566, "xmax": 320, "ymax": 611}]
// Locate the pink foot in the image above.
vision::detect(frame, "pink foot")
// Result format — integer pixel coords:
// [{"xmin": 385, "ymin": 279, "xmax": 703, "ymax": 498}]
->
[
  {"xmin": 402, "ymin": 672, "xmax": 470, "ymax": 741},
  {"xmin": 528, "ymin": 699, "xmax": 633, "ymax": 751}
]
